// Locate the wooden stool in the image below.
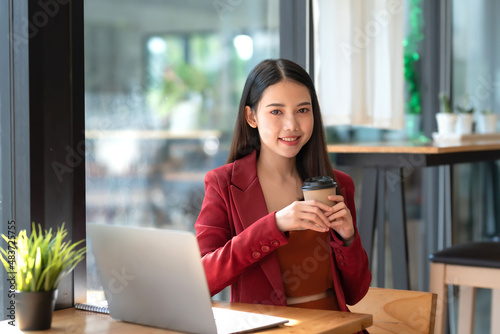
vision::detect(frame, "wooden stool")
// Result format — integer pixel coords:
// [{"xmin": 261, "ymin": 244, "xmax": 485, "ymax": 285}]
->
[{"xmin": 429, "ymin": 241, "xmax": 500, "ymax": 334}]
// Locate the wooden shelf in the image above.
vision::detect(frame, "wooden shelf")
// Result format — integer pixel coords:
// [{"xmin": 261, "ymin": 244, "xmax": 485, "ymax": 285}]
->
[
  {"xmin": 85, "ymin": 130, "xmax": 221, "ymax": 140},
  {"xmin": 328, "ymin": 139, "xmax": 500, "ymax": 155}
]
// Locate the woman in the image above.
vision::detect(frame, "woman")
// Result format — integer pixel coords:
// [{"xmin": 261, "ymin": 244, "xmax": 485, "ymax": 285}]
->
[{"xmin": 195, "ymin": 59, "xmax": 371, "ymax": 312}]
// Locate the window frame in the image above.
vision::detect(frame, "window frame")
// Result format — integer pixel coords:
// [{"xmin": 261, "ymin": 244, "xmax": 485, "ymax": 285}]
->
[
  {"xmin": 279, "ymin": 0, "xmax": 310, "ymax": 72},
  {"xmin": 26, "ymin": 0, "xmax": 86, "ymax": 307},
  {"xmin": 419, "ymin": 0, "xmax": 452, "ymax": 291},
  {"xmin": 0, "ymin": 0, "xmax": 31, "ymax": 317}
]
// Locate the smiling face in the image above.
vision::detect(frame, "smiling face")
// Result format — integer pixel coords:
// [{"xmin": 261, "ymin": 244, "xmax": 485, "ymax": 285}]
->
[{"xmin": 245, "ymin": 80, "xmax": 314, "ymax": 161}]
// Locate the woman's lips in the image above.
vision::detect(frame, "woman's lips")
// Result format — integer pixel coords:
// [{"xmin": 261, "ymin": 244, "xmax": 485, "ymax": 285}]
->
[{"xmin": 279, "ymin": 137, "xmax": 300, "ymax": 145}]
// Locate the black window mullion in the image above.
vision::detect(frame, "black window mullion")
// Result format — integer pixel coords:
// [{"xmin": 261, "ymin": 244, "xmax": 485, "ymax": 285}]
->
[
  {"xmin": 280, "ymin": 0, "xmax": 308, "ymax": 71},
  {"xmin": 419, "ymin": 0, "xmax": 452, "ymax": 292},
  {"xmin": 28, "ymin": 0, "xmax": 85, "ymax": 308}
]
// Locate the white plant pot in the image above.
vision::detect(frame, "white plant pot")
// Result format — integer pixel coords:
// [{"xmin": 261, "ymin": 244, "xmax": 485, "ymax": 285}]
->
[
  {"xmin": 456, "ymin": 113, "xmax": 474, "ymax": 134},
  {"xmin": 476, "ymin": 114, "xmax": 499, "ymax": 134},
  {"xmin": 168, "ymin": 95, "xmax": 202, "ymax": 131},
  {"xmin": 436, "ymin": 113, "xmax": 458, "ymax": 135}
]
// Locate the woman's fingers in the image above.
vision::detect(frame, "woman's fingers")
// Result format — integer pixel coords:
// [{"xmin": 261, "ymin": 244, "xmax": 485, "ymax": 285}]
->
[
  {"xmin": 296, "ymin": 221, "xmax": 329, "ymax": 232},
  {"xmin": 325, "ymin": 201, "xmax": 355, "ymax": 241},
  {"xmin": 328, "ymin": 207, "xmax": 349, "ymax": 222},
  {"xmin": 276, "ymin": 201, "xmax": 332, "ymax": 232},
  {"xmin": 276, "ymin": 198, "xmax": 355, "ymax": 234},
  {"xmin": 300, "ymin": 203, "xmax": 331, "ymax": 226},
  {"xmin": 328, "ymin": 194, "xmax": 344, "ymax": 202},
  {"xmin": 303, "ymin": 199, "xmax": 333, "ymax": 212}
]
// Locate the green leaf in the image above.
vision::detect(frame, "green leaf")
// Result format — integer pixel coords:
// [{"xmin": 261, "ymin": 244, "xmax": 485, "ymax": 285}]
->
[{"xmin": 0, "ymin": 222, "xmax": 86, "ymax": 292}]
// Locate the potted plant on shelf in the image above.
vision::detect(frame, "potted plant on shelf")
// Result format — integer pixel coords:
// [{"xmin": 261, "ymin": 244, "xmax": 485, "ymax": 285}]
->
[
  {"xmin": 455, "ymin": 95, "xmax": 475, "ymax": 134},
  {"xmin": 0, "ymin": 223, "xmax": 86, "ymax": 330},
  {"xmin": 147, "ymin": 61, "xmax": 212, "ymax": 131},
  {"xmin": 476, "ymin": 109, "xmax": 498, "ymax": 134},
  {"xmin": 436, "ymin": 92, "xmax": 457, "ymax": 135}
]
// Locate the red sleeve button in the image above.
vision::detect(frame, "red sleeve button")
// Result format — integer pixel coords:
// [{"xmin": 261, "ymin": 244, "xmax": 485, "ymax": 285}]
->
[
  {"xmin": 261, "ymin": 245, "xmax": 270, "ymax": 253},
  {"xmin": 271, "ymin": 240, "xmax": 280, "ymax": 247},
  {"xmin": 252, "ymin": 251, "xmax": 262, "ymax": 259}
]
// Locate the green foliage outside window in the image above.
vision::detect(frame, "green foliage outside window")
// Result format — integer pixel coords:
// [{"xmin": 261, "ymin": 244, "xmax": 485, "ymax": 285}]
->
[{"xmin": 403, "ymin": 0, "xmax": 424, "ymax": 115}]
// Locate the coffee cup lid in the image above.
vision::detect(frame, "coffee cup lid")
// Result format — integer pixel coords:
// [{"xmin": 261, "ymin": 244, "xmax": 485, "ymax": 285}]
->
[{"xmin": 302, "ymin": 176, "xmax": 337, "ymax": 190}]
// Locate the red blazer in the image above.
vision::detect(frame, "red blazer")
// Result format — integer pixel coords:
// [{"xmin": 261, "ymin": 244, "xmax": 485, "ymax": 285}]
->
[{"xmin": 195, "ymin": 150, "xmax": 371, "ymax": 311}]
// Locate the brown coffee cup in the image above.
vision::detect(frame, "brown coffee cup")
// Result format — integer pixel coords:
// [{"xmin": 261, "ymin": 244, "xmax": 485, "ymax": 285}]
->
[{"xmin": 302, "ymin": 176, "xmax": 337, "ymax": 206}]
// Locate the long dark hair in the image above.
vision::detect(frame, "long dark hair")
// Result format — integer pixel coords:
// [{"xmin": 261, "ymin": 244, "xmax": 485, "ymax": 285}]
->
[{"xmin": 227, "ymin": 58, "xmax": 334, "ymax": 181}]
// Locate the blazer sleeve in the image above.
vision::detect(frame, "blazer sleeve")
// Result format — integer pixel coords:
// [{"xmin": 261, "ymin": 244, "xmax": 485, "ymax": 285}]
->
[
  {"xmin": 195, "ymin": 170, "xmax": 288, "ymax": 296},
  {"xmin": 330, "ymin": 170, "xmax": 372, "ymax": 306}
]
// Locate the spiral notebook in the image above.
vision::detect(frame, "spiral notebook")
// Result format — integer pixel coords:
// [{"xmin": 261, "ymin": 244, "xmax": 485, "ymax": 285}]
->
[
  {"xmin": 74, "ymin": 300, "xmax": 109, "ymax": 314},
  {"xmin": 87, "ymin": 224, "xmax": 288, "ymax": 334}
]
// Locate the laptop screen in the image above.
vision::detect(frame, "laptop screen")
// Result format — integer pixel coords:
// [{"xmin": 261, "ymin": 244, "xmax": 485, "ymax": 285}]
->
[{"xmin": 87, "ymin": 224, "xmax": 288, "ymax": 334}]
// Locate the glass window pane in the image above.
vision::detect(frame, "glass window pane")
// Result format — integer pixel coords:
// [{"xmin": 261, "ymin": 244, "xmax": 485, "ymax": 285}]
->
[
  {"xmin": 452, "ymin": 0, "xmax": 500, "ymax": 115},
  {"xmin": 85, "ymin": 0, "xmax": 279, "ymax": 303},
  {"xmin": 320, "ymin": 0, "xmax": 420, "ymax": 144},
  {"xmin": 452, "ymin": 0, "xmax": 500, "ymax": 241}
]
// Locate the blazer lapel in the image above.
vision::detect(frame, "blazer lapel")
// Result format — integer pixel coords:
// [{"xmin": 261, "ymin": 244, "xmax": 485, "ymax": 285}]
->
[
  {"xmin": 230, "ymin": 151, "xmax": 268, "ymax": 230},
  {"xmin": 229, "ymin": 151, "xmax": 286, "ymax": 303}
]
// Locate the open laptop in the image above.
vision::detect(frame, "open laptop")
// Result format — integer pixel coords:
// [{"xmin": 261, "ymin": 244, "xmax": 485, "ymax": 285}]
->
[{"xmin": 87, "ymin": 223, "xmax": 288, "ymax": 334}]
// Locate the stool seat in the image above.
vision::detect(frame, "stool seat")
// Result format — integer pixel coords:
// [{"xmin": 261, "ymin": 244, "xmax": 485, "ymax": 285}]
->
[
  {"xmin": 430, "ymin": 241, "xmax": 500, "ymax": 268},
  {"xmin": 430, "ymin": 241, "xmax": 500, "ymax": 334}
]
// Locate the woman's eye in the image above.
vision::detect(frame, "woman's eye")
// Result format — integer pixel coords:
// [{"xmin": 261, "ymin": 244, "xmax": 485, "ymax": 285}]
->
[
  {"xmin": 270, "ymin": 109, "xmax": 281, "ymax": 115},
  {"xmin": 298, "ymin": 108, "xmax": 309, "ymax": 113}
]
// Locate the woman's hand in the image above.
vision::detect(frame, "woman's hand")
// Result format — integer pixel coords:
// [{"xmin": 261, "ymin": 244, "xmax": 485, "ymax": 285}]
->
[
  {"xmin": 325, "ymin": 195, "xmax": 355, "ymax": 246},
  {"xmin": 275, "ymin": 200, "xmax": 333, "ymax": 233}
]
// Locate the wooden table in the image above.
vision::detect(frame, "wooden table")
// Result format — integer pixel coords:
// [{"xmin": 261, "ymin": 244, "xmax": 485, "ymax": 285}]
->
[
  {"xmin": 328, "ymin": 139, "xmax": 500, "ymax": 290},
  {"xmin": 0, "ymin": 302, "xmax": 372, "ymax": 334}
]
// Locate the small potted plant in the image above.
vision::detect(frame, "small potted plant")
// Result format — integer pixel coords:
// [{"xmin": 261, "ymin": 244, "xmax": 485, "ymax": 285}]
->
[
  {"xmin": 476, "ymin": 109, "xmax": 498, "ymax": 134},
  {"xmin": 0, "ymin": 223, "xmax": 86, "ymax": 330},
  {"xmin": 455, "ymin": 95, "xmax": 475, "ymax": 134},
  {"xmin": 436, "ymin": 92, "xmax": 458, "ymax": 135}
]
